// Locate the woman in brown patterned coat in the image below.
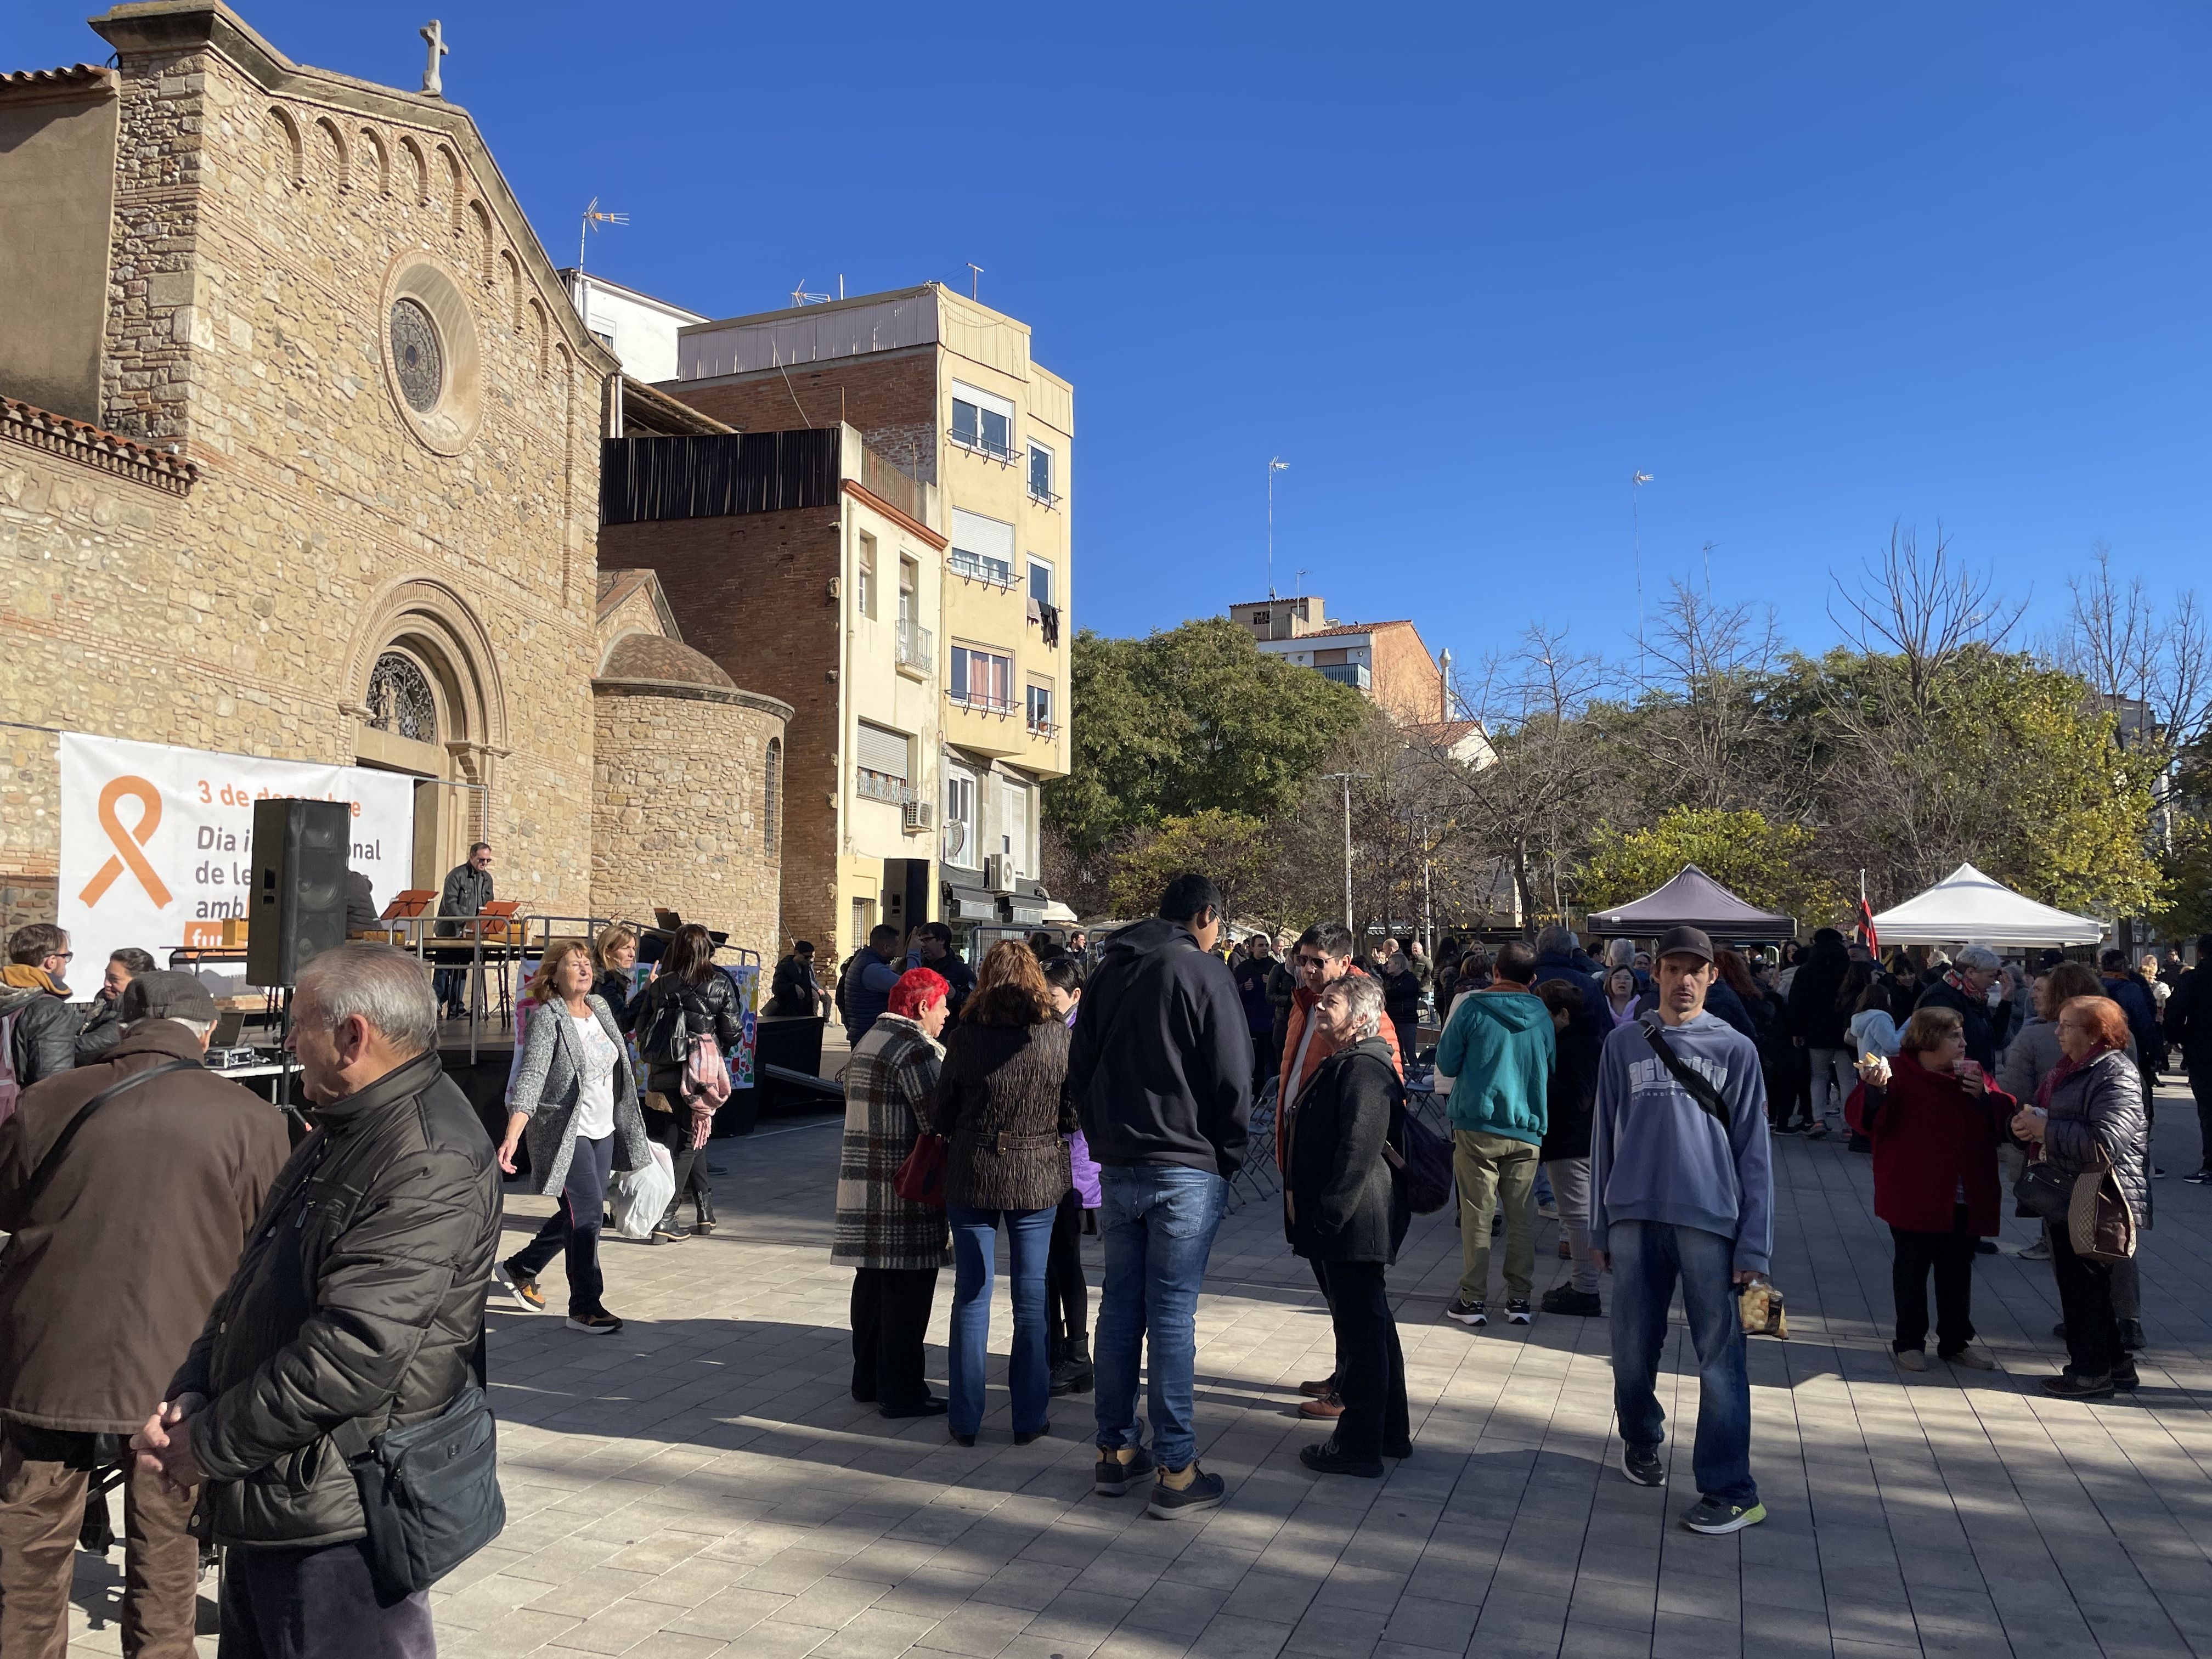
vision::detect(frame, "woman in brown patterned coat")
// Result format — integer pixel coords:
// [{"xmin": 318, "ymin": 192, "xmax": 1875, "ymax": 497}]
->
[
  {"xmin": 931, "ymin": 943, "xmax": 1076, "ymax": 1446},
  {"xmin": 832, "ymin": 967, "xmax": 952, "ymax": 1418}
]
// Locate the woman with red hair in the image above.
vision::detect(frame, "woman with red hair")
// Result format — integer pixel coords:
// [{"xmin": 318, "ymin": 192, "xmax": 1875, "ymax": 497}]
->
[
  {"xmin": 2012, "ymin": 995, "xmax": 2148, "ymax": 1398},
  {"xmin": 832, "ymin": 966, "xmax": 953, "ymax": 1418}
]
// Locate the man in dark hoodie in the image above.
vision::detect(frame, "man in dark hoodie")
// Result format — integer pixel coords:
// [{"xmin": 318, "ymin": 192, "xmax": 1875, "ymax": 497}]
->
[{"xmin": 1069, "ymin": 874, "xmax": 1252, "ymax": 1520}]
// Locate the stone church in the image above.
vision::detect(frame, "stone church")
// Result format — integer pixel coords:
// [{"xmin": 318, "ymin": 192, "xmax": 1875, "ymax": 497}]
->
[{"xmin": 0, "ymin": 2, "xmax": 788, "ymax": 957}]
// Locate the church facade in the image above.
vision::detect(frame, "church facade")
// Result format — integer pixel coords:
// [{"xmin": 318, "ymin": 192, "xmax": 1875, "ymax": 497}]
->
[{"xmin": 0, "ymin": 2, "xmax": 786, "ymax": 957}]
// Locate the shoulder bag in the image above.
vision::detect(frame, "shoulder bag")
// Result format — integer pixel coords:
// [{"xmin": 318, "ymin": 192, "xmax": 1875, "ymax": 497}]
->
[
  {"xmin": 893, "ymin": 1132, "xmax": 949, "ymax": 1206},
  {"xmin": 1638, "ymin": 1017, "xmax": 1730, "ymax": 1130},
  {"xmin": 332, "ymin": 1322, "xmax": 505, "ymax": 1608}
]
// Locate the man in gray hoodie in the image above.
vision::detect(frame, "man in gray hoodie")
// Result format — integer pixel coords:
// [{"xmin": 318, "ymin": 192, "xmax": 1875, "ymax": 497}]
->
[{"xmin": 1591, "ymin": 926, "xmax": 1773, "ymax": 1536}]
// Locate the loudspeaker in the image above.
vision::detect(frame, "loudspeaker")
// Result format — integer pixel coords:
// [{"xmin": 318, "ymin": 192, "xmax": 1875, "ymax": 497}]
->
[{"xmin": 246, "ymin": 798, "xmax": 349, "ymax": 988}]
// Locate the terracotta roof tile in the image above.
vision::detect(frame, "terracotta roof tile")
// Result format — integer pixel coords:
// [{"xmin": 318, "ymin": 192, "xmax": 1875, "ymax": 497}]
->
[{"xmin": 0, "ymin": 65, "xmax": 115, "ymax": 91}]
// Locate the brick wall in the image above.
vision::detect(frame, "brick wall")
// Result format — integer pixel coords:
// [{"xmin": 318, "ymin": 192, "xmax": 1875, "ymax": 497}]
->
[
  {"xmin": 598, "ymin": 511, "xmax": 843, "ymax": 951},
  {"xmin": 673, "ymin": 349, "xmax": 939, "ymax": 484}
]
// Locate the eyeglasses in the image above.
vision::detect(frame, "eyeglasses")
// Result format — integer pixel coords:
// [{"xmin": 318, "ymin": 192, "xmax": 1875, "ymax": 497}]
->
[{"xmin": 1295, "ymin": 956, "xmax": 1330, "ymax": 971}]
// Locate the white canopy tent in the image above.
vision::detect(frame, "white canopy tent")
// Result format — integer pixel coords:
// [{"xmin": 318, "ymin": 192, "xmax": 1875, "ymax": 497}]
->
[{"xmin": 1868, "ymin": 862, "xmax": 2103, "ymax": 947}]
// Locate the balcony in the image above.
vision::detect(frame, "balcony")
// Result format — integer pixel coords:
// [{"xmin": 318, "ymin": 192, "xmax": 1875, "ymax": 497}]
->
[
  {"xmin": 855, "ymin": 768, "xmax": 916, "ymax": 806},
  {"xmin": 896, "ymin": 617, "xmax": 933, "ymax": 675},
  {"xmin": 1319, "ymin": 663, "xmax": 1372, "ymax": 691},
  {"xmin": 947, "ymin": 687, "xmax": 1018, "ymax": 716},
  {"xmin": 1026, "ymin": 717, "xmax": 1061, "ymax": 742},
  {"xmin": 949, "ymin": 549, "xmax": 1017, "ymax": 590},
  {"xmin": 949, "ymin": 424, "xmax": 1017, "ymax": 464}
]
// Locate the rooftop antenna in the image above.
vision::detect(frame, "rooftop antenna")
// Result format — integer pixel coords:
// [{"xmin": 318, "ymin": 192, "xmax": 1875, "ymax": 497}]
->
[
  {"xmin": 578, "ymin": 196, "xmax": 627, "ymax": 270},
  {"xmin": 1295, "ymin": 566, "xmax": 1307, "ymax": 599},
  {"xmin": 789, "ymin": 279, "xmax": 831, "ymax": 306},
  {"xmin": 1701, "ymin": 538, "xmax": 1718, "ymax": 595},
  {"xmin": 838, "ymin": 274, "xmax": 845, "ymax": 301},
  {"xmin": 1632, "ymin": 470, "xmax": 1654, "ymax": 680},
  {"xmin": 965, "ymin": 262, "xmax": 984, "ymax": 300},
  {"xmin": 1266, "ymin": 457, "xmax": 1290, "ymax": 599}
]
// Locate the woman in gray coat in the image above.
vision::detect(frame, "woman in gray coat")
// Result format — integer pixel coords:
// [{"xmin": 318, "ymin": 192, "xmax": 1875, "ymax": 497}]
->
[
  {"xmin": 495, "ymin": 940, "xmax": 653, "ymax": 1335},
  {"xmin": 2013, "ymin": 994, "xmax": 2147, "ymax": 1398}
]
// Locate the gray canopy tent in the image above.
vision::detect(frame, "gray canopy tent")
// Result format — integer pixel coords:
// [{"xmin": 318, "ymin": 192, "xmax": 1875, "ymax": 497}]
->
[{"xmin": 1585, "ymin": 864, "xmax": 1798, "ymax": 941}]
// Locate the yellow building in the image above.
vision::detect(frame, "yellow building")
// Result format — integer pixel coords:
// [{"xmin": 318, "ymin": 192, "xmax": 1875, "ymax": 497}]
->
[{"xmin": 669, "ymin": 285, "xmax": 1073, "ymax": 935}]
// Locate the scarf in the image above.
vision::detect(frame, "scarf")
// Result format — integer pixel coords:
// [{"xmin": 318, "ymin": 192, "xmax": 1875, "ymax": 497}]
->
[
  {"xmin": 2036, "ymin": 1040, "xmax": 2115, "ymax": 1113},
  {"xmin": 0, "ymin": 964, "xmax": 61, "ymax": 996}
]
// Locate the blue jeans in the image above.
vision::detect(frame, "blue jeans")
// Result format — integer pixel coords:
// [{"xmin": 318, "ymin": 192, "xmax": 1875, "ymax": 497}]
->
[
  {"xmin": 1094, "ymin": 1165, "xmax": 1227, "ymax": 1472},
  {"xmin": 947, "ymin": 1205, "xmax": 1057, "ymax": 1438},
  {"xmin": 1609, "ymin": 1219, "xmax": 1757, "ymax": 1506},
  {"xmin": 513, "ymin": 1135, "xmax": 612, "ymax": 1317}
]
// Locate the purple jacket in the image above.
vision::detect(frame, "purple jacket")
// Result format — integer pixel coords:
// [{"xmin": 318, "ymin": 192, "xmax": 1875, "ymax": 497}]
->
[{"xmin": 1062, "ymin": 1006, "xmax": 1103, "ymax": 1206}]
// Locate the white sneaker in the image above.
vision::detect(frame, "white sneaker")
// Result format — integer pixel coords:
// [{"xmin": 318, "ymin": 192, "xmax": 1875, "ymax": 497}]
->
[{"xmin": 2018, "ymin": 1237, "xmax": 2051, "ymax": 1261}]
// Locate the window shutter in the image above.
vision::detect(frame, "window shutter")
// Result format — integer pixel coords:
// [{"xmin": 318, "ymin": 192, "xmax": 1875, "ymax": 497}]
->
[{"xmin": 856, "ymin": 721, "xmax": 909, "ymax": 780}]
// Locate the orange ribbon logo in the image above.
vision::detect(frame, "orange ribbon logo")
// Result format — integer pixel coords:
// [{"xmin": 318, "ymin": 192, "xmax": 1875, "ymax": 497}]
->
[{"xmin": 78, "ymin": 775, "xmax": 173, "ymax": 908}]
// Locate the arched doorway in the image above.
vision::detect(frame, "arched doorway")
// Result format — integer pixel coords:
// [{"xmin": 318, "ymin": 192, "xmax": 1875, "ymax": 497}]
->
[{"xmin": 345, "ymin": 579, "xmax": 507, "ymax": 895}]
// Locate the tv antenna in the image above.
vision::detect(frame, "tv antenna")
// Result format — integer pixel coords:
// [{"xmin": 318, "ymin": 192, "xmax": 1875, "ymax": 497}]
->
[
  {"xmin": 964, "ymin": 262, "xmax": 984, "ymax": 300},
  {"xmin": 578, "ymin": 196, "xmax": 627, "ymax": 270},
  {"xmin": 789, "ymin": 279, "xmax": 832, "ymax": 306},
  {"xmin": 1632, "ymin": 470, "xmax": 1654, "ymax": 678}
]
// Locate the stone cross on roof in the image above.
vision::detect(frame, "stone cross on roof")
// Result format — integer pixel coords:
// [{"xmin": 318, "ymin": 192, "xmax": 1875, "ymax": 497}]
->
[{"xmin": 419, "ymin": 20, "xmax": 448, "ymax": 97}]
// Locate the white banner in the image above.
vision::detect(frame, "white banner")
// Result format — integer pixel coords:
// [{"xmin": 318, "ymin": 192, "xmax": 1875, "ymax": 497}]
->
[{"xmin": 58, "ymin": 733, "xmax": 416, "ymax": 995}]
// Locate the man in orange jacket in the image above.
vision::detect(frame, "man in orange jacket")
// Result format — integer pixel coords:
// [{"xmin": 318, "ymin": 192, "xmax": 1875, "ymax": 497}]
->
[{"xmin": 1276, "ymin": 921, "xmax": 1404, "ymax": 1425}]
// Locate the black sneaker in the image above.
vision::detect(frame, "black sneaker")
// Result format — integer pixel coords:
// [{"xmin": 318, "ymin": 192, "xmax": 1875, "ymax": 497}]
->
[
  {"xmin": 2153, "ymin": 1166, "xmax": 2168, "ymax": 1179},
  {"xmin": 1505, "ymin": 1299, "xmax": 1533, "ymax": 1325},
  {"xmin": 1622, "ymin": 1443, "xmax": 1666, "ymax": 1487},
  {"xmin": 495, "ymin": 1257, "xmax": 545, "ymax": 1313},
  {"xmin": 1541, "ymin": 1285, "xmax": 1602, "ymax": 1317},
  {"xmin": 2040, "ymin": 1370, "xmax": 2113, "ymax": 1400},
  {"xmin": 1299, "ymin": 1439, "xmax": 1384, "ymax": 1478},
  {"xmin": 2183, "ymin": 1169, "xmax": 2212, "ymax": 1186},
  {"xmin": 1681, "ymin": 1497, "xmax": 1767, "ymax": 1534},
  {"xmin": 1148, "ymin": 1462, "xmax": 1227, "ymax": 1519},
  {"xmin": 1093, "ymin": 1444, "xmax": 1156, "ymax": 1497},
  {"xmin": 2112, "ymin": 1362, "xmax": 2142, "ymax": 1391},
  {"xmin": 879, "ymin": 1396, "xmax": 948, "ymax": 1419},
  {"xmin": 1444, "ymin": 1297, "xmax": 1487, "ymax": 1327},
  {"xmin": 565, "ymin": 1310, "xmax": 623, "ymax": 1335}
]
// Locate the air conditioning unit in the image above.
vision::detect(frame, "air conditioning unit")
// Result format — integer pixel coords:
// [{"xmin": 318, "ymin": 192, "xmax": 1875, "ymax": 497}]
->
[
  {"xmin": 902, "ymin": 800, "xmax": 933, "ymax": 833},
  {"xmin": 984, "ymin": 853, "xmax": 1014, "ymax": 894}
]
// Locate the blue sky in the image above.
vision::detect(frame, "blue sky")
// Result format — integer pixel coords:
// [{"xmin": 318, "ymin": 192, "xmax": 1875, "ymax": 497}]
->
[{"xmin": 23, "ymin": 2, "xmax": 2210, "ymax": 673}]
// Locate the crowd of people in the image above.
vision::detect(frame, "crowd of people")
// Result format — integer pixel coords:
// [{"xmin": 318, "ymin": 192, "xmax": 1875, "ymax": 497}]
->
[
  {"xmin": 0, "ymin": 893, "xmax": 2203, "ymax": 1648},
  {"xmin": 822, "ymin": 895, "xmax": 2212, "ymax": 1540}
]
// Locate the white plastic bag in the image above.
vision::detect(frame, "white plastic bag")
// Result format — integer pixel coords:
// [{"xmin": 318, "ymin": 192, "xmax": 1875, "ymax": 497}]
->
[{"xmin": 608, "ymin": 1142, "xmax": 675, "ymax": 1240}]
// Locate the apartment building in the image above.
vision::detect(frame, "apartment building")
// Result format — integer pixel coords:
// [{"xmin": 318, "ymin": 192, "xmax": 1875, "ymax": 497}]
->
[
  {"xmin": 669, "ymin": 284, "xmax": 1072, "ymax": 935},
  {"xmin": 1228, "ymin": 596, "xmax": 1449, "ymax": 725},
  {"xmin": 598, "ymin": 424, "xmax": 946, "ymax": 957}
]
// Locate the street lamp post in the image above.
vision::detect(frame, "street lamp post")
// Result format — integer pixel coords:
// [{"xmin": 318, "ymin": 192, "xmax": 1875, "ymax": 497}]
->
[{"xmin": 1321, "ymin": 771, "xmax": 1369, "ymax": 930}]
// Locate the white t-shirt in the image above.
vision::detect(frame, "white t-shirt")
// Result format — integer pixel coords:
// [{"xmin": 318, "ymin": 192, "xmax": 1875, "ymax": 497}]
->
[{"xmin": 569, "ymin": 1012, "xmax": 619, "ymax": 1141}]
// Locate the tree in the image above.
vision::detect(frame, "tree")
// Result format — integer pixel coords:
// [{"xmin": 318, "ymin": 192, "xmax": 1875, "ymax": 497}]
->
[
  {"xmin": 1107, "ymin": 810, "xmax": 1273, "ymax": 920},
  {"xmin": 1580, "ymin": 806, "xmax": 1844, "ymax": 926},
  {"xmin": 1050, "ymin": 620, "xmax": 1369, "ymax": 862}
]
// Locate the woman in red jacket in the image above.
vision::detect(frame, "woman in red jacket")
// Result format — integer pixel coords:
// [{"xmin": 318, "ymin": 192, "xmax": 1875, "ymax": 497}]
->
[{"xmin": 1847, "ymin": 1005, "xmax": 2016, "ymax": 1374}]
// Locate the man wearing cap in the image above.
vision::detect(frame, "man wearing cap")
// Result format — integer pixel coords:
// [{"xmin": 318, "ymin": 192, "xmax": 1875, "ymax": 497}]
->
[
  {"xmin": 1590, "ymin": 926, "xmax": 1775, "ymax": 1536},
  {"xmin": 0, "ymin": 972, "xmax": 289, "ymax": 1655}
]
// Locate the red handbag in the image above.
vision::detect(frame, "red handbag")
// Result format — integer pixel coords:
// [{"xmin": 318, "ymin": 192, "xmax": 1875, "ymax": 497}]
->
[{"xmin": 893, "ymin": 1133, "xmax": 949, "ymax": 1206}]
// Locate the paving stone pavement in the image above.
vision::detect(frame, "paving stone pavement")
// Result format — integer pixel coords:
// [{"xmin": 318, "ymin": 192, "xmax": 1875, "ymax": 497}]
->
[{"xmin": 64, "ymin": 1076, "xmax": 2212, "ymax": 1658}]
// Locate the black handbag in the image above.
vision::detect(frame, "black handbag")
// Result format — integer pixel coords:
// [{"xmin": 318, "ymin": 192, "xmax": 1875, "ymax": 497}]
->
[
  {"xmin": 332, "ymin": 1325, "xmax": 505, "ymax": 1607},
  {"xmin": 2014, "ymin": 1158, "xmax": 2073, "ymax": 1221}
]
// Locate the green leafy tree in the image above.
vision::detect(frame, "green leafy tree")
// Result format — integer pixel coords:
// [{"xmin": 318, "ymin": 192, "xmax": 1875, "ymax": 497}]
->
[
  {"xmin": 1579, "ymin": 806, "xmax": 1845, "ymax": 926},
  {"xmin": 1051, "ymin": 620, "xmax": 1369, "ymax": 862},
  {"xmin": 1107, "ymin": 810, "xmax": 1273, "ymax": 919}
]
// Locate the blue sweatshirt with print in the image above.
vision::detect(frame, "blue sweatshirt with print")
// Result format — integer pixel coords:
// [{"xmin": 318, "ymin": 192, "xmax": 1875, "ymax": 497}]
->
[{"xmin": 1589, "ymin": 1010, "xmax": 1774, "ymax": 1276}]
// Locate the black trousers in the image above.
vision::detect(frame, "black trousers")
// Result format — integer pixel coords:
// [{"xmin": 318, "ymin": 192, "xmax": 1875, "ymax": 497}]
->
[
  {"xmin": 2050, "ymin": 1226, "xmax": 2123, "ymax": 1378},
  {"xmin": 2191, "ymin": 1070, "xmax": 2212, "ymax": 1172},
  {"xmin": 1311, "ymin": 1255, "xmax": 1340, "ymax": 1381},
  {"xmin": 1317, "ymin": 1260, "xmax": 1407, "ymax": 1459},
  {"xmin": 1045, "ymin": 1189, "xmax": 1090, "ymax": 1353},
  {"xmin": 645, "ymin": 1107, "xmax": 700, "ymax": 1217},
  {"xmin": 1890, "ymin": 1205, "xmax": 1977, "ymax": 1356},
  {"xmin": 219, "ymin": 1539, "xmax": 434, "ymax": 1658},
  {"xmin": 850, "ymin": 1267, "xmax": 939, "ymax": 1409}
]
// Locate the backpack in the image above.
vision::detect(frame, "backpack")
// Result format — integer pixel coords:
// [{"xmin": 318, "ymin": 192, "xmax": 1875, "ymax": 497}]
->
[
  {"xmin": 1385, "ymin": 1090, "xmax": 1454, "ymax": 1216},
  {"xmin": 639, "ymin": 981, "xmax": 704, "ymax": 1068}
]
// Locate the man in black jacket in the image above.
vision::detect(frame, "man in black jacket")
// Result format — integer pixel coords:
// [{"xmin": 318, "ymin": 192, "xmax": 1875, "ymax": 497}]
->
[
  {"xmin": 1069, "ymin": 874, "xmax": 1251, "ymax": 1520},
  {"xmin": 433, "ymin": 842, "xmax": 495, "ymax": 1019},
  {"xmin": 2170, "ymin": 936, "xmax": 2212, "ymax": 1183},
  {"xmin": 1, "ymin": 923, "xmax": 80, "ymax": 1095},
  {"xmin": 133, "ymin": 943, "xmax": 500, "ymax": 1655},
  {"xmin": 1913, "ymin": 943, "xmax": 2011, "ymax": 1073}
]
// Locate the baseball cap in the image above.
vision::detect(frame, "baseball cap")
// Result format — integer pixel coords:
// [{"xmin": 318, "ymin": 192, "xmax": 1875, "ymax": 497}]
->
[
  {"xmin": 1654, "ymin": 926, "xmax": 1716, "ymax": 966},
  {"xmin": 117, "ymin": 969, "xmax": 219, "ymax": 1025}
]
